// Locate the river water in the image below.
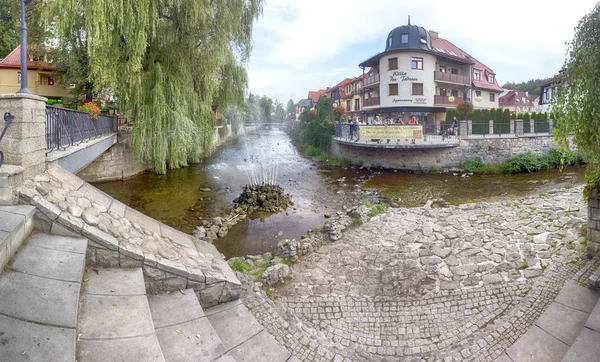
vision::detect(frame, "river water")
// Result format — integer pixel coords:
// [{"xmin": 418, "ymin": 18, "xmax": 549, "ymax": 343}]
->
[{"xmin": 94, "ymin": 128, "xmax": 585, "ymax": 258}]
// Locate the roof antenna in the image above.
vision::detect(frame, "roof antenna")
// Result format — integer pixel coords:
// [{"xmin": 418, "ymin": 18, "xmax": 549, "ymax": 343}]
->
[{"xmin": 408, "ymin": 15, "xmax": 411, "ymax": 25}]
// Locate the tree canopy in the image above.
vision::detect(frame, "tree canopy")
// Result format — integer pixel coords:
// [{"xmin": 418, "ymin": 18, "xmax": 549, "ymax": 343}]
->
[
  {"xmin": 502, "ymin": 78, "xmax": 551, "ymax": 95},
  {"xmin": 552, "ymin": 3, "xmax": 600, "ymax": 190},
  {"xmin": 286, "ymin": 99, "xmax": 296, "ymax": 119},
  {"xmin": 44, "ymin": 0, "xmax": 264, "ymax": 174}
]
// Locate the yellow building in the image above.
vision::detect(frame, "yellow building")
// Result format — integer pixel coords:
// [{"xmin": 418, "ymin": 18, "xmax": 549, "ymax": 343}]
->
[{"xmin": 0, "ymin": 45, "xmax": 70, "ymax": 102}]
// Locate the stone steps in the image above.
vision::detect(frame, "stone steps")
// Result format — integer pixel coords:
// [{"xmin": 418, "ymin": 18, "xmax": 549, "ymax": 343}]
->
[
  {"xmin": 561, "ymin": 293, "xmax": 600, "ymax": 361},
  {"xmin": 77, "ymin": 267, "xmax": 165, "ymax": 362},
  {"xmin": 0, "ymin": 233, "xmax": 88, "ymax": 362},
  {"xmin": 0, "ymin": 204, "xmax": 35, "ymax": 270},
  {"xmin": 205, "ymin": 300, "xmax": 292, "ymax": 362}
]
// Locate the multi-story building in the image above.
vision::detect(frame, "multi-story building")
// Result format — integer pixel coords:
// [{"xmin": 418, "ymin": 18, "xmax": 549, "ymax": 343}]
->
[
  {"xmin": 358, "ymin": 21, "xmax": 503, "ymax": 124},
  {"xmin": 0, "ymin": 45, "xmax": 71, "ymax": 103},
  {"xmin": 539, "ymin": 78, "xmax": 557, "ymax": 113},
  {"xmin": 499, "ymin": 90, "xmax": 540, "ymax": 114}
]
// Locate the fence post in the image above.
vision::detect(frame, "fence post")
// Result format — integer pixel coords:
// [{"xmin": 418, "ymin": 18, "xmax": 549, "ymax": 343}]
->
[
  {"xmin": 0, "ymin": 94, "xmax": 47, "ymax": 179},
  {"xmin": 548, "ymin": 119, "xmax": 553, "ymax": 133},
  {"xmin": 529, "ymin": 119, "xmax": 535, "ymax": 133},
  {"xmin": 489, "ymin": 120, "xmax": 494, "ymax": 135},
  {"xmin": 510, "ymin": 119, "xmax": 515, "ymax": 134},
  {"xmin": 434, "ymin": 119, "xmax": 440, "ymax": 135},
  {"xmin": 515, "ymin": 119, "xmax": 524, "ymax": 136},
  {"xmin": 459, "ymin": 120, "xmax": 468, "ymax": 137},
  {"xmin": 467, "ymin": 120, "xmax": 472, "ymax": 135}
]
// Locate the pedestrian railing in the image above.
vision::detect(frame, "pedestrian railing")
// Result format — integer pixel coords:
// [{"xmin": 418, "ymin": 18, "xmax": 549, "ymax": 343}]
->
[
  {"xmin": 0, "ymin": 112, "xmax": 14, "ymax": 167},
  {"xmin": 45, "ymin": 106, "xmax": 115, "ymax": 153}
]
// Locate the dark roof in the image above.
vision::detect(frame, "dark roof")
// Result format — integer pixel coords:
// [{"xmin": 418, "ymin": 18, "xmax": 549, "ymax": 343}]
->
[{"xmin": 298, "ymin": 98, "xmax": 312, "ymax": 108}]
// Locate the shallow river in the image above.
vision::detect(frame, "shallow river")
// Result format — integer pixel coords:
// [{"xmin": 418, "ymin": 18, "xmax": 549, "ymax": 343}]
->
[{"xmin": 94, "ymin": 128, "xmax": 585, "ymax": 258}]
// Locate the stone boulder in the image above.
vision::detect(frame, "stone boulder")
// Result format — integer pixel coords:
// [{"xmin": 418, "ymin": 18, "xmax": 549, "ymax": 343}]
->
[{"xmin": 261, "ymin": 264, "xmax": 291, "ymax": 287}]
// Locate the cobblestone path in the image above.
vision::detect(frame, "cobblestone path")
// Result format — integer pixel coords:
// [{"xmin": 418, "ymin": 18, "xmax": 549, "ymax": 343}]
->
[{"xmin": 242, "ymin": 187, "xmax": 591, "ymax": 361}]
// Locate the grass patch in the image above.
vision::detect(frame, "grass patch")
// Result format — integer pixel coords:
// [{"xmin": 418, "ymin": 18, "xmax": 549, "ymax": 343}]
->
[
  {"xmin": 230, "ymin": 259, "xmax": 250, "ymax": 273},
  {"xmin": 352, "ymin": 217, "xmax": 363, "ymax": 226},
  {"xmin": 364, "ymin": 201, "xmax": 386, "ymax": 217},
  {"xmin": 460, "ymin": 149, "xmax": 585, "ymax": 175}
]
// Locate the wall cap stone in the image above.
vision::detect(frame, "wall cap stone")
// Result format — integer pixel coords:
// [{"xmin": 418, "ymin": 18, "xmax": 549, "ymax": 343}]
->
[{"xmin": 0, "ymin": 93, "xmax": 47, "ymax": 102}]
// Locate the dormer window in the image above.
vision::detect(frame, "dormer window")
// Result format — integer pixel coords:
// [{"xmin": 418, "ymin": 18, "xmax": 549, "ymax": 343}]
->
[
  {"xmin": 488, "ymin": 73, "xmax": 495, "ymax": 83},
  {"xmin": 388, "ymin": 37, "xmax": 393, "ymax": 48},
  {"xmin": 401, "ymin": 34, "xmax": 408, "ymax": 43},
  {"xmin": 474, "ymin": 70, "xmax": 481, "ymax": 81}
]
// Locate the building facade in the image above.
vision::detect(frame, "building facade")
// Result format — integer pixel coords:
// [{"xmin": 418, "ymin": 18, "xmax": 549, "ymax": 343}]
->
[
  {"xmin": 539, "ymin": 78, "xmax": 557, "ymax": 113},
  {"xmin": 0, "ymin": 45, "xmax": 71, "ymax": 102},
  {"xmin": 358, "ymin": 21, "xmax": 503, "ymax": 124},
  {"xmin": 499, "ymin": 90, "xmax": 540, "ymax": 114}
]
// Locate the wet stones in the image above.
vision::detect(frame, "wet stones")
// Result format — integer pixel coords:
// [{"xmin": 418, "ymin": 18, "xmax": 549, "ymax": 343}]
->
[{"xmin": 233, "ymin": 184, "xmax": 292, "ymax": 215}]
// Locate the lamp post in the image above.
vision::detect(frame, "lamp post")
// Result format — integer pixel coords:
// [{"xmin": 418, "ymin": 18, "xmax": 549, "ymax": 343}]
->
[{"xmin": 17, "ymin": 0, "xmax": 33, "ymax": 94}]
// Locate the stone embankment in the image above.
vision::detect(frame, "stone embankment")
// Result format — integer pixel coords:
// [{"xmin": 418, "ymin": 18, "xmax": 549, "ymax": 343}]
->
[
  {"xmin": 18, "ymin": 165, "xmax": 240, "ymax": 307},
  {"xmin": 238, "ymin": 186, "xmax": 592, "ymax": 361}
]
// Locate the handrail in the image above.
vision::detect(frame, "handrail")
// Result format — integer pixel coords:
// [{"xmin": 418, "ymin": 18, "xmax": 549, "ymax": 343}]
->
[{"xmin": 0, "ymin": 112, "xmax": 14, "ymax": 167}]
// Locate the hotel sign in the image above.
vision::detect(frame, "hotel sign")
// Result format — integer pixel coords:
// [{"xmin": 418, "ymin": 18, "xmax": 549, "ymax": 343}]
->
[
  {"xmin": 360, "ymin": 125, "xmax": 423, "ymax": 140},
  {"xmin": 389, "ymin": 71, "xmax": 418, "ymax": 82}
]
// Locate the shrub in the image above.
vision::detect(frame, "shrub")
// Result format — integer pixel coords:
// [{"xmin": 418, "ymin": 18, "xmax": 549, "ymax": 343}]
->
[
  {"xmin": 78, "ymin": 102, "xmax": 101, "ymax": 119},
  {"xmin": 456, "ymin": 101, "xmax": 474, "ymax": 120},
  {"xmin": 502, "ymin": 153, "xmax": 549, "ymax": 173},
  {"xmin": 230, "ymin": 259, "xmax": 250, "ymax": 273},
  {"xmin": 461, "ymin": 156, "xmax": 485, "ymax": 173}
]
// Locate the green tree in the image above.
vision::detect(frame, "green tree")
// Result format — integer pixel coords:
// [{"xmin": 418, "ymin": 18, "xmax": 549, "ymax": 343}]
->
[
  {"xmin": 46, "ymin": 0, "xmax": 264, "ymax": 174},
  {"xmin": 259, "ymin": 96, "xmax": 273, "ymax": 122},
  {"xmin": 553, "ymin": 3, "xmax": 600, "ymax": 189},
  {"xmin": 286, "ymin": 99, "xmax": 296, "ymax": 119},
  {"xmin": 245, "ymin": 93, "xmax": 260, "ymax": 123},
  {"xmin": 274, "ymin": 99, "xmax": 285, "ymax": 121},
  {"xmin": 0, "ymin": 0, "xmax": 19, "ymax": 57}
]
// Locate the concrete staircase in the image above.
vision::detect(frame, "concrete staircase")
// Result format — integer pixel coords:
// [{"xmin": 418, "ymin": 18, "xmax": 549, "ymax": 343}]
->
[
  {"xmin": 0, "ymin": 205, "xmax": 294, "ymax": 361},
  {"xmin": 561, "ymin": 291, "xmax": 600, "ymax": 361}
]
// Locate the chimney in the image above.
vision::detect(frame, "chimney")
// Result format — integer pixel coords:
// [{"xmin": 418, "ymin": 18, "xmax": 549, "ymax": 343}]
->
[{"xmin": 430, "ymin": 30, "xmax": 439, "ymax": 38}]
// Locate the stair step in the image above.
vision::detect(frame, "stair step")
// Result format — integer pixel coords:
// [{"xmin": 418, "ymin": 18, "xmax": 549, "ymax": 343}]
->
[
  {"xmin": 77, "ymin": 267, "xmax": 165, "ymax": 362},
  {"xmin": 0, "ymin": 233, "xmax": 87, "ymax": 362},
  {"xmin": 205, "ymin": 300, "xmax": 291, "ymax": 362},
  {"xmin": 148, "ymin": 289, "xmax": 227, "ymax": 362},
  {"xmin": 561, "ymin": 291, "xmax": 600, "ymax": 361},
  {"xmin": 0, "ymin": 205, "xmax": 35, "ymax": 270}
]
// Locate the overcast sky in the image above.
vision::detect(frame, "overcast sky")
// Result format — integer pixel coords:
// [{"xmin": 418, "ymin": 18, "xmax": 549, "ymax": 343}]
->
[{"xmin": 246, "ymin": 0, "xmax": 598, "ymax": 104}]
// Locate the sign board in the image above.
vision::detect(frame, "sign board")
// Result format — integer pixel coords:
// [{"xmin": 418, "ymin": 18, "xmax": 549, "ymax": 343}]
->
[{"xmin": 360, "ymin": 125, "xmax": 423, "ymax": 140}]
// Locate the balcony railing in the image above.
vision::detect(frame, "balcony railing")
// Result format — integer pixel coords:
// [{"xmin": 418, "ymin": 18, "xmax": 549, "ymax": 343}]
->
[
  {"xmin": 364, "ymin": 97, "xmax": 380, "ymax": 107},
  {"xmin": 364, "ymin": 73, "xmax": 380, "ymax": 86},
  {"xmin": 434, "ymin": 71, "xmax": 470, "ymax": 85},
  {"xmin": 434, "ymin": 95, "xmax": 470, "ymax": 105},
  {"xmin": 45, "ymin": 106, "xmax": 116, "ymax": 153}
]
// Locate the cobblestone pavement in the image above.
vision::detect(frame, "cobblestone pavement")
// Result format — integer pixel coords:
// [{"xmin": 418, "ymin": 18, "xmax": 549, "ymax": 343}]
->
[{"xmin": 241, "ymin": 187, "xmax": 591, "ymax": 361}]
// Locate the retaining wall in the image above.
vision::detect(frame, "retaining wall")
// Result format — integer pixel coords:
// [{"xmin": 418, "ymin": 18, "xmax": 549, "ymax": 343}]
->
[
  {"xmin": 589, "ymin": 188, "xmax": 600, "ymax": 256},
  {"xmin": 331, "ymin": 134, "xmax": 559, "ymax": 170}
]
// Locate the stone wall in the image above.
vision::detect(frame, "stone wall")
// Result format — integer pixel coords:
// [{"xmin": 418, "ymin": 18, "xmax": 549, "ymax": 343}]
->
[
  {"xmin": 77, "ymin": 132, "xmax": 149, "ymax": 183},
  {"xmin": 331, "ymin": 135, "xmax": 559, "ymax": 171},
  {"xmin": 589, "ymin": 188, "xmax": 600, "ymax": 256}
]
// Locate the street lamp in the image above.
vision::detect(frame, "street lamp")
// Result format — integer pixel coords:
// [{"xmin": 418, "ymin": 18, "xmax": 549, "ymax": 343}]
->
[{"xmin": 17, "ymin": 0, "xmax": 34, "ymax": 94}]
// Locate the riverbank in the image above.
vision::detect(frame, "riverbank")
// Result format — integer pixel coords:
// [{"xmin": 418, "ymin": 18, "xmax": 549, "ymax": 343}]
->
[{"xmin": 236, "ymin": 185, "xmax": 593, "ymax": 361}]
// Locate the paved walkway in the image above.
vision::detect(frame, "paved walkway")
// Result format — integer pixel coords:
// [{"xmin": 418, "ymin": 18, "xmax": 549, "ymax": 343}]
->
[{"xmin": 241, "ymin": 187, "xmax": 595, "ymax": 361}]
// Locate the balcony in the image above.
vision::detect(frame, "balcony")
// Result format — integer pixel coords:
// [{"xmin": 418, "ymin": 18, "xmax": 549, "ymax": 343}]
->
[
  {"xmin": 434, "ymin": 71, "xmax": 470, "ymax": 85},
  {"xmin": 364, "ymin": 97, "xmax": 380, "ymax": 107},
  {"xmin": 434, "ymin": 95, "xmax": 470, "ymax": 105},
  {"xmin": 364, "ymin": 73, "xmax": 380, "ymax": 86}
]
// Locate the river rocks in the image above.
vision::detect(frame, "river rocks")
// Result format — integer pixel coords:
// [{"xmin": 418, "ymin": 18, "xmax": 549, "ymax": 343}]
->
[
  {"xmin": 233, "ymin": 184, "xmax": 292, "ymax": 215},
  {"xmin": 262, "ymin": 264, "xmax": 291, "ymax": 287},
  {"xmin": 68, "ymin": 205, "xmax": 83, "ymax": 218}
]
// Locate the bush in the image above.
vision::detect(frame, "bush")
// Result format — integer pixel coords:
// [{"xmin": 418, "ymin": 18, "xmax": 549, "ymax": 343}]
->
[
  {"xmin": 461, "ymin": 157, "xmax": 485, "ymax": 173},
  {"xmin": 302, "ymin": 144, "xmax": 321, "ymax": 157},
  {"xmin": 502, "ymin": 153, "xmax": 550, "ymax": 173},
  {"xmin": 230, "ymin": 259, "xmax": 250, "ymax": 273}
]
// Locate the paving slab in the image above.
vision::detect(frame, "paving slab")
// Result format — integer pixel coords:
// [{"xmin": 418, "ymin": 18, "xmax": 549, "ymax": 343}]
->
[
  {"xmin": 561, "ymin": 328, "xmax": 600, "ymax": 362},
  {"xmin": 227, "ymin": 330, "xmax": 291, "ymax": 362},
  {"xmin": 0, "ymin": 314, "xmax": 75, "ymax": 362},
  {"xmin": 536, "ymin": 302, "xmax": 590, "ymax": 346},
  {"xmin": 78, "ymin": 294, "xmax": 155, "ymax": 339},
  {"xmin": 148, "ymin": 289, "xmax": 205, "ymax": 328},
  {"xmin": 26, "ymin": 233, "xmax": 87, "ymax": 254},
  {"xmin": 0, "ymin": 205, "xmax": 35, "ymax": 218},
  {"xmin": 82, "ymin": 267, "xmax": 146, "ymax": 296},
  {"xmin": 286, "ymin": 356, "xmax": 303, "ymax": 362},
  {"xmin": 155, "ymin": 317, "xmax": 226, "ymax": 362},
  {"xmin": 77, "ymin": 334, "xmax": 165, "ymax": 362},
  {"xmin": 555, "ymin": 281, "xmax": 600, "ymax": 313},
  {"xmin": 0, "ymin": 271, "xmax": 79, "ymax": 327},
  {"xmin": 204, "ymin": 299, "xmax": 242, "ymax": 317},
  {"xmin": 11, "ymin": 244, "xmax": 85, "ymax": 283},
  {"xmin": 585, "ymin": 298, "xmax": 600, "ymax": 331},
  {"xmin": 506, "ymin": 325, "xmax": 569, "ymax": 362},
  {"xmin": 205, "ymin": 301, "xmax": 264, "ymax": 350},
  {"xmin": 0, "ymin": 209, "xmax": 24, "ymax": 241}
]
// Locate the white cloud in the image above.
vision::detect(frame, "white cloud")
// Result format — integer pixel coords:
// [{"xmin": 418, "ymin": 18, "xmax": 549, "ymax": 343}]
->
[{"xmin": 249, "ymin": 0, "xmax": 599, "ymax": 102}]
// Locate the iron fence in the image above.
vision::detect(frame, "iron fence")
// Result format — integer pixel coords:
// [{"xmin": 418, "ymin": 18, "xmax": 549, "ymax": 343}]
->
[
  {"xmin": 534, "ymin": 119, "xmax": 550, "ymax": 133},
  {"xmin": 493, "ymin": 120, "xmax": 511, "ymax": 135},
  {"xmin": 471, "ymin": 120, "xmax": 489, "ymax": 135},
  {"xmin": 46, "ymin": 106, "xmax": 115, "ymax": 153}
]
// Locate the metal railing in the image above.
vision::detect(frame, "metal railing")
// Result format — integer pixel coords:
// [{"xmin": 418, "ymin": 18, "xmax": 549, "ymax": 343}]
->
[
  {"xmin": 434, "ymin": 95, "xmax": 470, "ymax": 105},
  {"xmin": 433, "ymin": 71, "xmax": 470, "ymax": 85},
  {"xmin": 45, "ymin": 106, "xmax": 115, "ymax": 153},
  {"xmin": 471, "ymin": 120, "xmax": 489, "ymax": 135},
  {"xmin": 493, "ymin": 120, "xmax": 511, "ymax": 135},
  {"xmin": 0, "ymin": 112, "xmax": 14, "ymax": 167},
  {"xmin": 364, "ymin": 73, "xmax": 380, "ymax": 86},
  {"xmin": 533, "ymin": 119, "xmax": 550, "ymax": 133}
]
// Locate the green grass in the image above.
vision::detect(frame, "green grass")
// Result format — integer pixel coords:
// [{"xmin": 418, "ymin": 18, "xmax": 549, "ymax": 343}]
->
[
  {"xmin": 364, "ymin": 201, "xmax": 386, "ymax": 217},
  {"xmin": 230, "ymin": 259, "xmax": 250, "ymax": 273},
  {"xmin": 460, "ymin": 149, "xmax": 586, "ymax": 175},
  {"xmin": 352, "ymin": 218, "xmax": 363, "ymax": 226}
]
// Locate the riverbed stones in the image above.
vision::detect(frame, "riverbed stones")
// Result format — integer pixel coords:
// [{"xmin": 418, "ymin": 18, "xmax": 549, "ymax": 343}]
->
[
  {"xmin": 262, "ymin": 264, "xmax": 291, "ymax": 287},
  {"xmin": 234, "ymin": 184, "xmax": 292, "ymax": 215},
  {"xmin": 239, "ymin": 186, "xmax": 589, "ymax": 362}
]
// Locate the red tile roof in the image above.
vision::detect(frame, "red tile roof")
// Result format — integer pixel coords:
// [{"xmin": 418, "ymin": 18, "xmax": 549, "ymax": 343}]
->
[
  {"xmin": 499, "ymin": 90, "xmax": 536, "ymax": 107},
  {"xmin": 0, "ymin": 45, "xmax": 54, "ymax": 70},
  {"xmin": 308, "ymin": 89, "xmax": 327, "ymax": 104},
  {"xmin": 431, "ymin": 35, "xmax": 504, "ymax": 93}
]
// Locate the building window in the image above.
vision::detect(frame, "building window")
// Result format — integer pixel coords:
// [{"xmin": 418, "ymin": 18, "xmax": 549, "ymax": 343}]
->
[
  {"xmin": 490, "ymin": 93, "xmax": 496, "ymax": 102},
  {"xmin": 439, "ymin": 88, "xmax": 447, "ymax": 96},
  {"xmin": 451, "ymin": 89, "xmax": 459, "ymax": 97},
  {"xmin": 475, "ymin": 90, "xmax": 481, "ymax": 97},
  {"xmin": 439, "ymin": 65, "xmax": 446, "ymax": 73},
  {"xmin": 473, "ymin": 70, "xmax": 481, "ymax": 80},
  {"xmin": 451, "ymin": 68, "xmax": 458, "ymax": 75},
  {"xmin": 17, "ymin": 72, "xmax": 21, "ymax": 85},
  {"xmin": 389, "ymin": 57, "xmax": 398, "ymax": 70},
  {"xmin": 389, "ymin": 84, "xmax": 399, "ymax": 96},
  {"xmin": 401, "ymin": 34, "xmax": 408, "ymax": 43},
  {"xmin": 355, "ymin": 98, "xmax": 360, "ymax": 111},
  {"xmin": 488, "ymin": 73, "xmax": 495, "ymax": 83},
  {"xmin": 412, "ymin": 83, "xmax": 423, "ymax": 96},
  {"xmin": 420, "ymin": 34, "xmax": 427, "ymax": 45},
  {"xmin": 346, "ymin": 101, "xmax": 351, "ymax": 112},
  {"xmin": 388, "ymin": 37, "xmax": 392, "ymax": 48},
  {"xmin": 411, "ymin": 57, "xmax": 423, "ymax": 70}
]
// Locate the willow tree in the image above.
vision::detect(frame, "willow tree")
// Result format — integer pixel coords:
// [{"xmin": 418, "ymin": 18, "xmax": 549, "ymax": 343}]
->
[
  {"xmin": 45, "ymin": 0, "xmax": 263, "ymax": 173},
  {"xmin": 552, "ymin": 3, "xmax": 600, "ymax": 192}
]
